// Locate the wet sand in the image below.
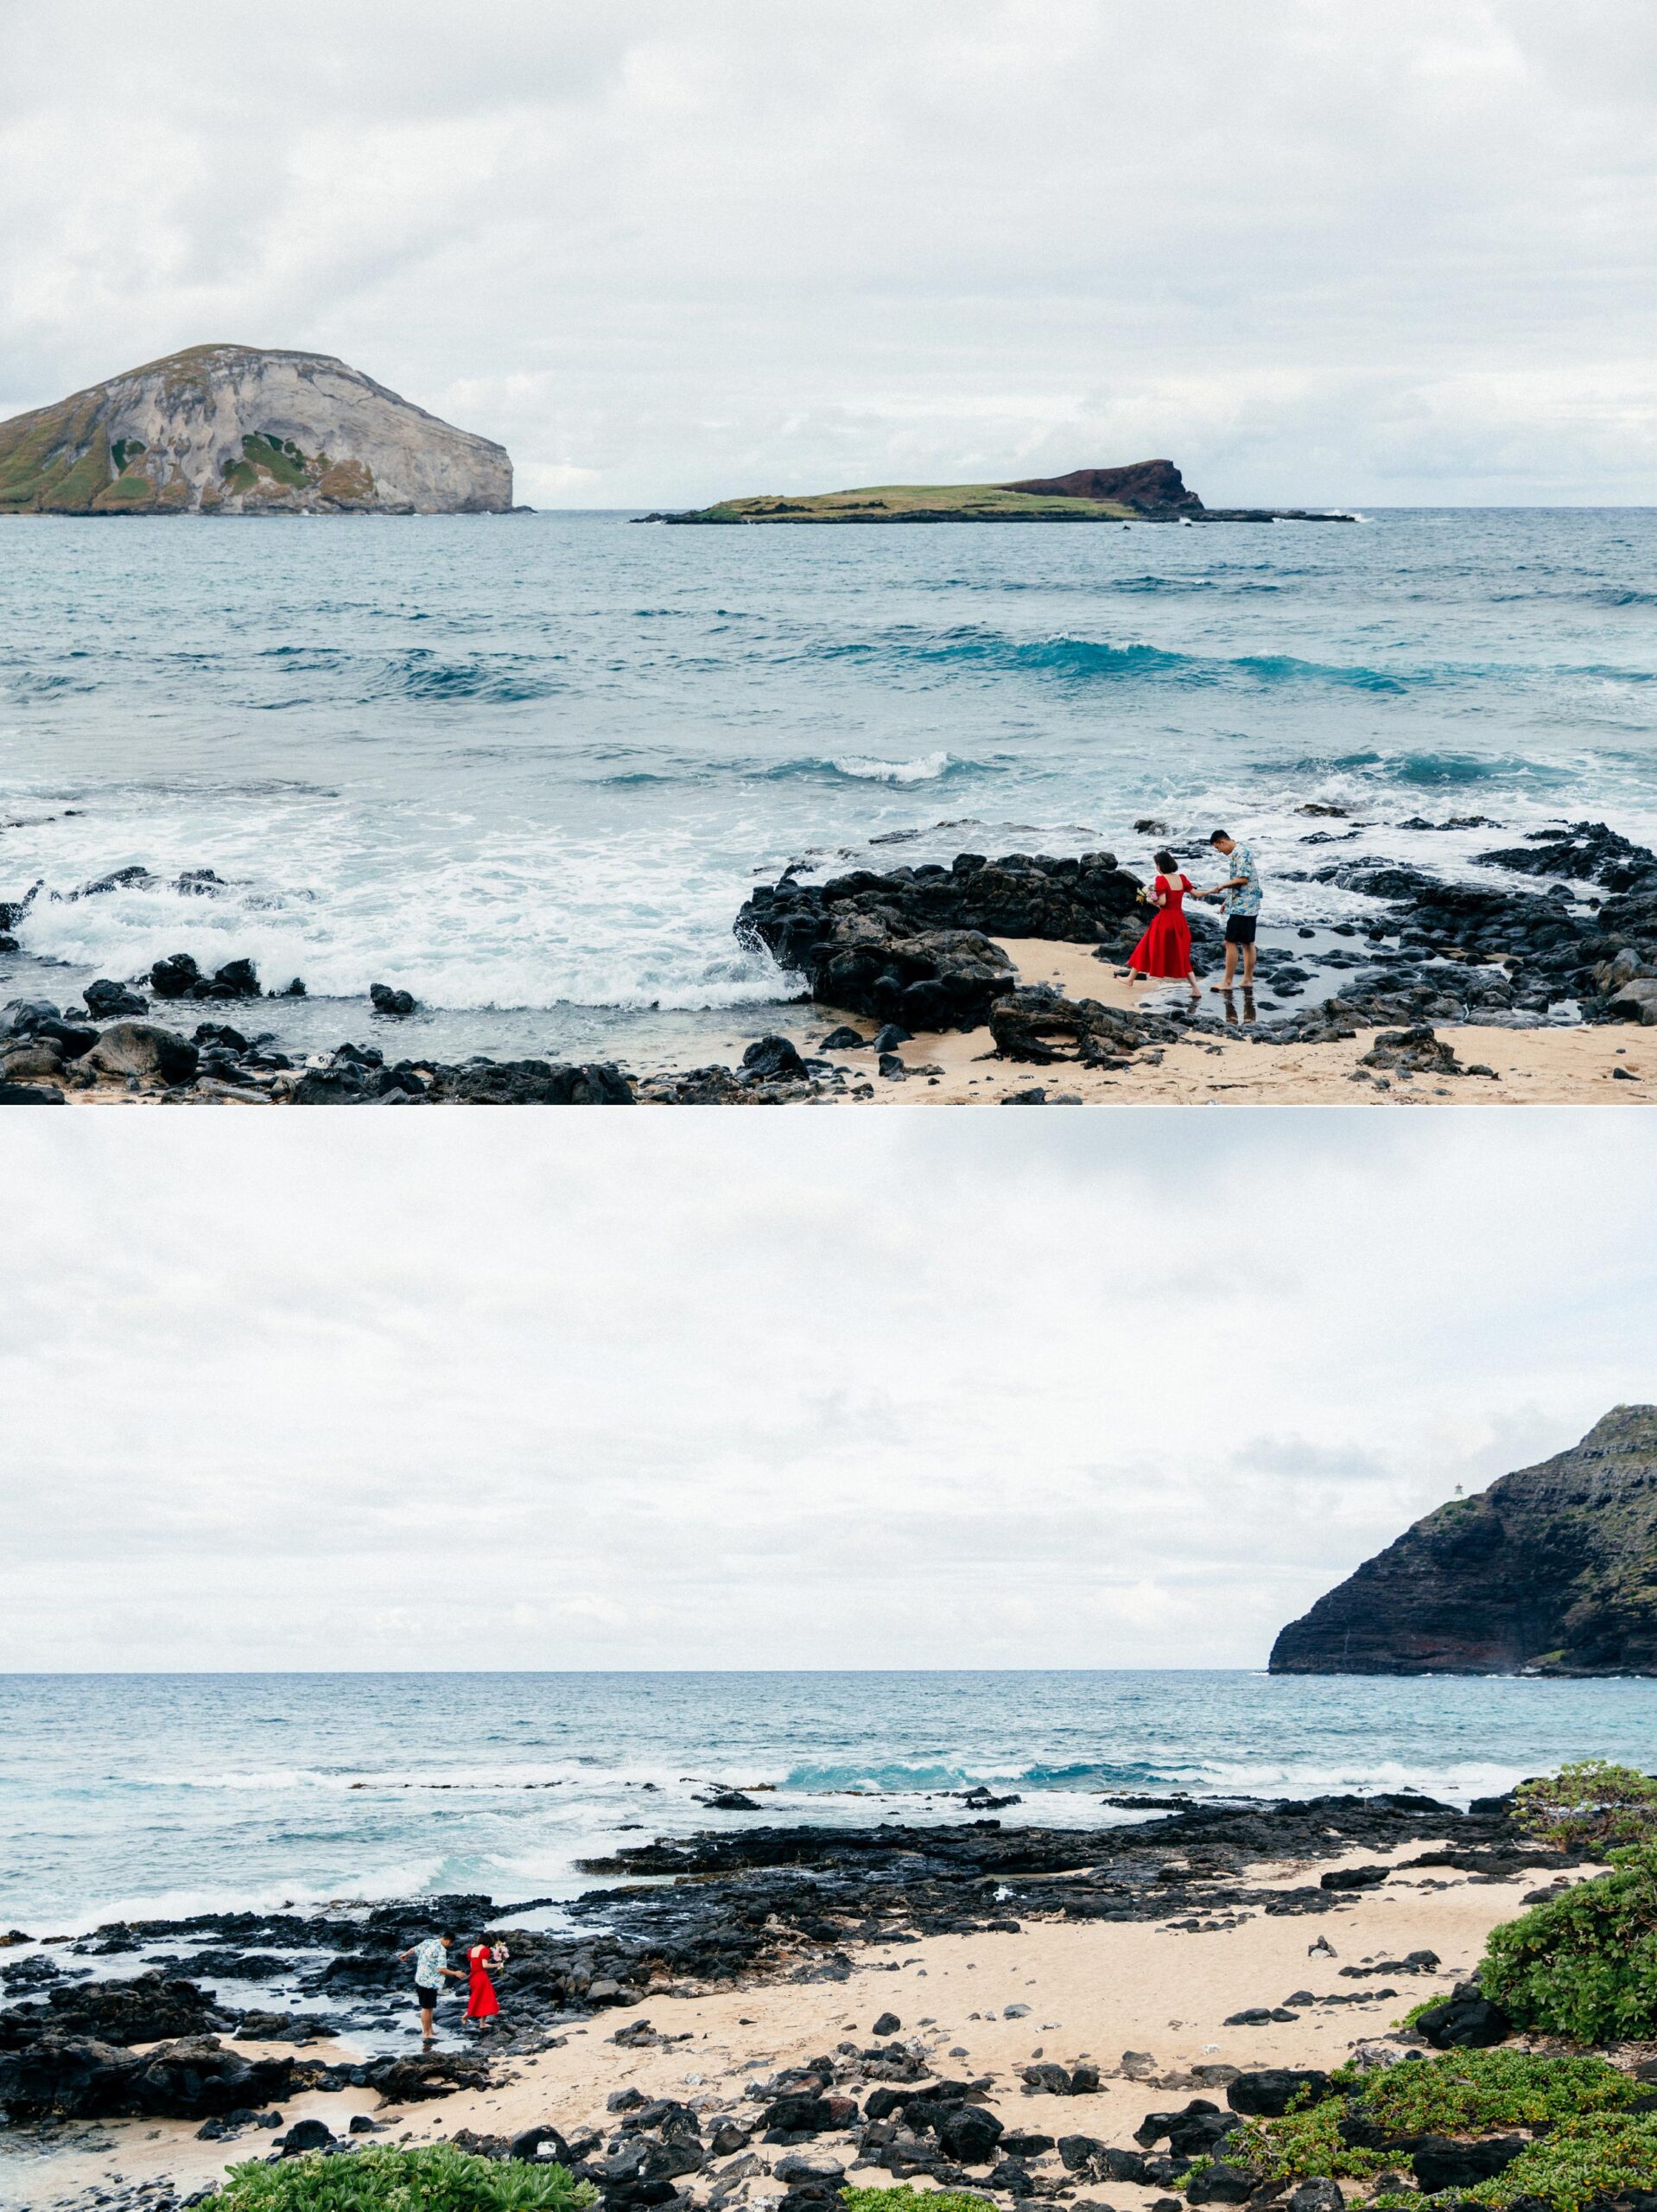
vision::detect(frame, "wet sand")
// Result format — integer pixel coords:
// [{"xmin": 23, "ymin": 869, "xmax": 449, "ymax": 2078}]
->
[{"xmin": 6, "ymin": 1840, "xmax": 1582, "ymax": 2211}]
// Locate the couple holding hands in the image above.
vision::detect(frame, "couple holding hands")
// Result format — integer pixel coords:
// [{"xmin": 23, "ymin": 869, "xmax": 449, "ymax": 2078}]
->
[{"xmin": 1127, "ymin": 830, "xmax": 1261, "ymax": 999}]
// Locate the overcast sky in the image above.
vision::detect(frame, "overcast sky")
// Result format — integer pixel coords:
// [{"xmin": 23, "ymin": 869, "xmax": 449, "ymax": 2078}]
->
[
  {"xmin": 4, "ymin": 2, "xmax": 1657, "ymax": 505},
  {"xmin": 3, "ymin": 1109, "xmax": 1649, "ymax": 1675}
]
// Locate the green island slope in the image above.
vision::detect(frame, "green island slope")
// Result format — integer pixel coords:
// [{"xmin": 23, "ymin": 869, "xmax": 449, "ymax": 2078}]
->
[{"xmin": 650, "ymin": 458, "xmax": 1351, "ymax": 524}]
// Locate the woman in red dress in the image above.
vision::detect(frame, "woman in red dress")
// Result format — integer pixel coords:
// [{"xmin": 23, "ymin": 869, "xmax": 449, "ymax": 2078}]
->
[
  {"xmin": 1127, "ymin": 849, "xmax": 1201, "ymax": 1000},
  {"xmin": 465, "ymin": 1940, "xmax": 504, "ymax": 2031}
]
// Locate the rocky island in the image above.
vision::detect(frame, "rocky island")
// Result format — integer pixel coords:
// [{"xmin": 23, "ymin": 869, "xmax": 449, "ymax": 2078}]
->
[
  {"xmin": 647, "ymin": 459, "xmax": 1351, "ymax": 524},
  {"xmin": 1270, "ymin": 1406, "xmax": 1657, "ymax": 1676},
  {"xmin": 0, "ymin": 345, "xmax": 512, "ymax": 515}
]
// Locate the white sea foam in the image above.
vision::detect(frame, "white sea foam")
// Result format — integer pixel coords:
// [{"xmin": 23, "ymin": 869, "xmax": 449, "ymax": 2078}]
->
[{"xmin": 827, "ymin": 751, "xmax": 957, "ymax": 784}]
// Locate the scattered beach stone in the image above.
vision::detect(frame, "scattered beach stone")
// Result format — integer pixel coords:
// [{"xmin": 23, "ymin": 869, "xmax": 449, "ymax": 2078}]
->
[
  {"xmin": 280, "ymin": 2116, "xmax": 335, "ymax": 2156},
  {"xmin": 1286, "ymin": 2182, "xmax": 1345, "ymax": 2212},
  {"xmin": 1184, "ymin": 2161, "xmax": 1260, "ymax": 2204},
  {"xmin": 871, "ymin": 2012, "xmax": 901, "ymax": 2036},
  {"xmin": 85, "ymin": 1021, "xmax": 200, "ymax": 1087},
  {"xmin": 83, "ymin": 979, "xmax": 149, "ymax": 1019},
  {"xmin": 370, "ymin": 982, "xmax": 418, "ymax": 1017},
  {"xmin": 1319, "ymin": 1866, "xmax": 1389, "ymax": 1891},
  {"xmin": 1413, "ymin": 1984, "xmax": 1514, "ymax": 2049},
  {"xmin": 1412, "ymin": 2135, "xmax": 1527, "ymax": 2191},
  {"xmin": 425, "ymin": 1059, "xmax": 632, "ymax": 1105},
  {"xmin": 149, "ymin": 953, "xmax": 263, "ymax": 1001},
  {"xmin": 1226, "ymin": 2069, "xmax": 1332, "ymax": 2117},
  {"xmin": 742, "ymin": 1035, "xmax": 809, "ymax": 1084}
]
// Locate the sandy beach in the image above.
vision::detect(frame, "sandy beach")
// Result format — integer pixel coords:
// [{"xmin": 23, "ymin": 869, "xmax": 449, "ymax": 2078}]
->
[
  {"xmin": 7, "ymin": 1839, "xmax": 1598, "ymax": 2212},
  {"xmin": 841, "ymin": 940, "xmax": 1654, "ymax": 1105},
  {"xmin": 24, "ymin": 934, "xmax": 1651, "ymax": 1108}
]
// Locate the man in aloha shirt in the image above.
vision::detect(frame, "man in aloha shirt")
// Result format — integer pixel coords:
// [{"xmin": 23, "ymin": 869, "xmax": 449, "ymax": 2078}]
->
[
  {"xmin": 397, "ymin": 1931, "xmax": 460, "ymax": 2043},
  {"xmin": 1200, "ymin": 830, "xmax": 1262, "ymax": 993}
]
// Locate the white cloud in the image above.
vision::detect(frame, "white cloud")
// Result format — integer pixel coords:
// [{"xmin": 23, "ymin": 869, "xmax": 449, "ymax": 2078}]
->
[
  {"xmin": 3, "ymin": 2, "xmax": 1657, "ymax": 503},
  {"xmin": 0, "ymin": 1109, "xmax": 1649, "ymax": 1671}
]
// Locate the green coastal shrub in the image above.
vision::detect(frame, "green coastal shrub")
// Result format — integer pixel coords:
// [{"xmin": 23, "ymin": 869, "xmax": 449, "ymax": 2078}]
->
[
  {"xmin": 217, "ymin": 2143, "xmax": 599, "ymax": 2210},
  {"xmin": 1479, "ymin": 1844, "xmax": 1657, "ymax": 2041},
  {"xmin": 1514, "ymin": 1761, "xmax": 1657, "ymax": 1853},
  {"xmin": 1214, "ymin": 2050, "xmax": 1652, "ymax": 2204},
  {"xmin": 841, "ymin": 2191, "xmax": 994, "ymax": 2212}
]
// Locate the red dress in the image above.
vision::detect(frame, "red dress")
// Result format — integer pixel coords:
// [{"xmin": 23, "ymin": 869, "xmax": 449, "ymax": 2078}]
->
[
  {"xmin": 466, "ymin": 1945, "xmax": 500, "ymax": 2020},
  {"xmin": 1127, "ymin": 874, "xmax": 1194, "ymax": 979}
]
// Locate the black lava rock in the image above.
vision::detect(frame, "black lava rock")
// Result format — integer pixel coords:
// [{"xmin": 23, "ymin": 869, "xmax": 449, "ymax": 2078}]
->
[
  {"xmin": 1412, "ymin": 2136, "xmax": 1527, "ymax": 2191},
  {"xmin": 1414, "ymin": 1986, "xmax": 1514, "ymax": 2050},
  {"xmin": 83, "ymin": 979, "xmax": 149, "ymax": 1019},
  {"xmin": 282, "ymin": 2117, "xmax": 336, "ymax": 2156},
  {"xmin": 1227, "ymin": 2069, "xmax": 1332, "ymax": 2117},
  {"xmin": 938, "ymin": 2106, "xmax": 1006, "ymax": 2164},
  {"xmin": 741, "ymin": 1035, "xmax": 809, "ymax": 1084}
]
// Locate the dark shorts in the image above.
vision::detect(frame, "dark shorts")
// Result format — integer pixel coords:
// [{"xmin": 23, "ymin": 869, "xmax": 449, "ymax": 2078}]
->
[
  {"xmin": 415, "ymin": 1985, "xmax": 438, "ymax": 2010},
  {"xmin": 1224, "ymin": 914, "xmax": 1259, "ymax": 945}
]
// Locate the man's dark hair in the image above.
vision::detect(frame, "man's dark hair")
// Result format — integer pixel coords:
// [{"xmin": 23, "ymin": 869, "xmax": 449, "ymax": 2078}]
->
[
  {"xmin": 1208, "ymin": 830, "xmax": 1231, "ymax": 846},
  {"xmin": 1153, "ymin": 848, "xmax": 1178, "ymax": 872}
]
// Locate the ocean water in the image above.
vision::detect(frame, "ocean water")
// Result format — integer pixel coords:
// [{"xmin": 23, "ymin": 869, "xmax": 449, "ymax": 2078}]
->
[
  {"xmin": 2, "ymin": 509, "xmax": 1656, "ymax": 1058},
  {"xmin": 1, "ymin": 1670, "xmax": 1650, "ymax": 1935}
]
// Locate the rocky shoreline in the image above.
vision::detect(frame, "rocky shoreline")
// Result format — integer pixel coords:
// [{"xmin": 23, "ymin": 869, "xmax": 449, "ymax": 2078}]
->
[
  {"xmin": 0, "ymin": 1789, "xmax": 1597, "ymax": 2211},
  {"xmin": 3, "ymin": 817, "xmax": 1657, "ymax": 1106}
]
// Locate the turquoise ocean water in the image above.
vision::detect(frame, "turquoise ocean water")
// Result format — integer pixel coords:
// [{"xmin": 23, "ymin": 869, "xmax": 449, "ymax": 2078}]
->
[
  {"xmin": 2, "ymin": 509, "xmax": 1656, "ymax": 1057},
  {"xmin": 2, "ymin": 1670, "xmax": 1651, "ymax": 1933}
]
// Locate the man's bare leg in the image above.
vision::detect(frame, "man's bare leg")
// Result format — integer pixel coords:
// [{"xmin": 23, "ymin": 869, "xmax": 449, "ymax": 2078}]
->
[
  {"xmin": 1242, "ymin": 942, "xmax": 1257, "ymax": 988},
  {"xmin": 1211, "ymin": 942, "xmax": 1239, "ymax": 993}
]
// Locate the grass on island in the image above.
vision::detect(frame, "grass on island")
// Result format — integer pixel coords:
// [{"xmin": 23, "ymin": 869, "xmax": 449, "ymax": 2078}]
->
[
  {"xmin": 219, "ymin": 2143, "xmax": 599, "ymax": 2209},
  {"xmin": 690, "ymin": 482, "xmax": 1137, "ymax": 522},
  {"xmin": 1207, "ymin": 2049, "xmax": 1657, "ymax": 2211}
]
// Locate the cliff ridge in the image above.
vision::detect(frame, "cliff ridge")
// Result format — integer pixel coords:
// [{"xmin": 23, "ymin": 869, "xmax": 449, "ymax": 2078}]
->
[{"xmin": 1269, "ymin": 1405, "xmax": 1657, "ymax": 1676}]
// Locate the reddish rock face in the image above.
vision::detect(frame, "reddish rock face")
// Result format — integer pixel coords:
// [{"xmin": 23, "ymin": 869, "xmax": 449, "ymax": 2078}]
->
[
  {"xmin": 999, "ymin": 459, "xmax": 1203, "ymax": 511},
  {"xmin": 1269, "ymin": 1405, "xmax": 1657, "ymax": 1676}
]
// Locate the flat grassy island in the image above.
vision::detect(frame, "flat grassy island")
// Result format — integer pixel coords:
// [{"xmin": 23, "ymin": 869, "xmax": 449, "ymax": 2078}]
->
[{"xmin": 651, "ymin": 459, "xmax": 1352, "ymax": 524}]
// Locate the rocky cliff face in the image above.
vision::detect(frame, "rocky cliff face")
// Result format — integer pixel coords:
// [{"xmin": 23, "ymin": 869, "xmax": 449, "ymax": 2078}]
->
[
  {"xmin": 1270, "ymin": 1407, "xmax": 1657, "ymax": 1676},
  {"xmin": 1000, "ymin": 459, "xmax": 1203, "ymax": 512},
  {"xmin": 0, "ymin": 345, "xmax": 511, "ymax": 515}
]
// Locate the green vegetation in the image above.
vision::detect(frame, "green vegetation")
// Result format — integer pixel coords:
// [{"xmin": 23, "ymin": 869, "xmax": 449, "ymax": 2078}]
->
[
  {"xmin": 240, "ymin": 431, "xmax": 311, "ymax": 488},
  {"xmin": 1373, "ymin": 2114, "xmax": 1657, "ymax": 2211},
  {"xmin": 841, "ymin": 2190, "xmax": 995, "ymax": 2212},
  {"xmin": 40, "ymin": 428, "xmax": 114, "ymax": 512},
  {"xmin": 218, "ymin": 2143, "xmax": 600, "ymax": 2210},
  {"xmin": 97, "ymin": 473, "xmax": 159, "ymax": 506},
  {"xmin": 1480, "ymin": 1843, "xmax": 1657, "ymax": 2041},
  {"xmin": 111, "ymin": 437, "xmax": 146, "ymax": 471},
  {"xmin": 0, "ymin": 394, "xmax": 107, "ymax": 511},
  {"xmin": 687, "ymin": 481, "xmax": 1137, "ymax": 524},
  {"xmin": 1514, "ymin": 1761, "xmax": 1657, "ymax": 1853},
  {"xmin": 1212, "ymin": 2051, "xmax": 1655, "ymax": 2211}
]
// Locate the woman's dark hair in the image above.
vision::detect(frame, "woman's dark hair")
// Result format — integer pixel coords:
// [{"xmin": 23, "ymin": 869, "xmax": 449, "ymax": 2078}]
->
[{"xmin": 1153, "ymin": 848, "xmax": 1178, "ymax": 872}]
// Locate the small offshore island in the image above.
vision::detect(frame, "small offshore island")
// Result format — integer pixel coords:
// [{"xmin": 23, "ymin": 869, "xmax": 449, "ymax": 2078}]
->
[
  {"xmin": 0, "ymin": 346, "xmax": 512, "ymax": 516},
  {"xmin": 645, "ymin": 460, "xmax": 1353, "ymax": 525}
]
